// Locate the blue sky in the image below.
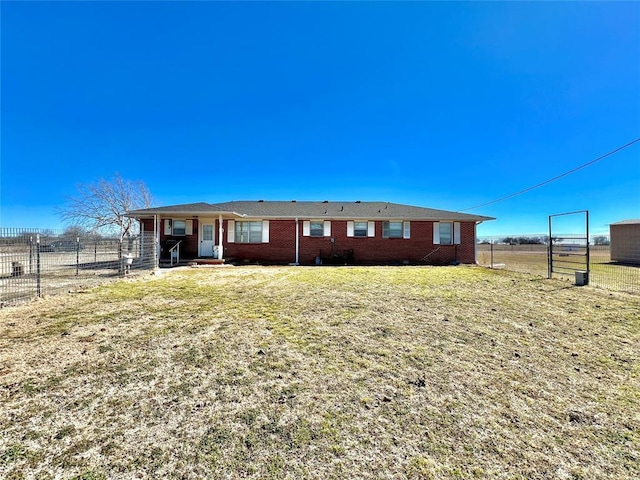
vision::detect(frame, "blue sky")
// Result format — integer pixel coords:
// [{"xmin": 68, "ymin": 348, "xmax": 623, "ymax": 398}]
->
[{"xmin": 1, "ymin": 1, "xmax": 638, "ymax": 236}]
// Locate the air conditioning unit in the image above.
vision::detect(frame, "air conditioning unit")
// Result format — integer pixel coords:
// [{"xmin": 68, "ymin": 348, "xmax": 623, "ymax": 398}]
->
[{"xmin": 575, "ymin": 271, "xmax": 589, "ymax": 286}]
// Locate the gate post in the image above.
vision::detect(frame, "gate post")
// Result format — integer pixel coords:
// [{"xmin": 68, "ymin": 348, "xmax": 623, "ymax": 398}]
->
[
  {"xmin": 586, "ymin": 210, "xmax": 590, "ymax": 278},
  {"xmin": 548, "ymin": 216, "xmax": 552, "ymax": 279},
  {"xmin": 36, "ymin": 234, "xmax": 42, "ymax": 298}
]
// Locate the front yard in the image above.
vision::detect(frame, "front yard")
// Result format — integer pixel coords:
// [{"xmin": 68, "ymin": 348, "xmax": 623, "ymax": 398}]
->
[{"xmin": 1, "ymin": 266, "xmax": 638, "ymax": 479}]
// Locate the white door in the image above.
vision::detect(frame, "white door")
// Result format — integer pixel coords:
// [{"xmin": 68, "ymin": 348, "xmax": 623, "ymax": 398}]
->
[{"xmin": 199, "ymin": 222, "xmax": 216, "ymax": 257}]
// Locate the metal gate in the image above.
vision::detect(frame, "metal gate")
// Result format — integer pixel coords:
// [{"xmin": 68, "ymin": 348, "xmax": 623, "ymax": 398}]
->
[{"xmin": 548, "ymin": 210, "xmax": 590, "ymax": 284}]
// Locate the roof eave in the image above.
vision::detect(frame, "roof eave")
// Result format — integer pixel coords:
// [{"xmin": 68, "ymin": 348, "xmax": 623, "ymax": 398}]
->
[{"xmin": 125, "ymin": 210, "xmax": 246, "ymax": 218}]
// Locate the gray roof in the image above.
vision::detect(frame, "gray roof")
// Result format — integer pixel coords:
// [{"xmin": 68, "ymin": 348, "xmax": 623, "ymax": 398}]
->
[
  {"xmin": 611, "ymin": 219, "xmax": 640, "ymax": 225},
  {"xmin": 128, "ymin": 202, "xmax": 218, "ymax": 215},
  {"xmin": 128, "ymin": 201, "xmax": 494, "ymax": 222}
]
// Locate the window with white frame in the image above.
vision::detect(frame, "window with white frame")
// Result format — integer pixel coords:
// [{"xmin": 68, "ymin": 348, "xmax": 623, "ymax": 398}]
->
[
  {"xmin": 383, "ymin": 221, "xmax": 403, "ymax": 238},
  {"xmin": 353, "ymin": 221, "xmax": 368, "ymax": 237},
  {"xmin": 347, "ymin": 221, "xmax": 374, "ymax": 238},
  {"xmin": 303, "ymin": 220, "xmax": 331, "ymax": 237},
  {"xmin": 382, "ymin": 221, "xmax": 410, "ymax": 239},
  {"xmin": 172, "ymin": 220, "xmax": 187, "ymax": 236},
  {"xmin": 439, "ymin": 222, "xmax": 453, "ymax": 245},
  {"xmin": 164, "ymin": 219, "xmax": 193, "ymax": 236},
  {"xmin": 235, "ymin": 221, "xmax": 263, "ymax": 243},
  {"xmin": 310, "ymin": 221, "xmax": 324, "ymax": 237},
  {"xmin": 433, "ymin": 221, "xmax": 460, "ymax": 245}
]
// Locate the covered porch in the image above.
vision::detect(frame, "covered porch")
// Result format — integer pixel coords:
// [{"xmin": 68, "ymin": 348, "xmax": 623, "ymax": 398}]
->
[{"xmin": 136, "ymin": 212, "xmax": 229, "ymax": 268}]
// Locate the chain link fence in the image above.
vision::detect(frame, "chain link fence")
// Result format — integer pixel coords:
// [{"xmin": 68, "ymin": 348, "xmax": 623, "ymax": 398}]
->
[
  {"xmin": 0, "ymin": 228, "xmax": 157, "ymax": 307},
  {"xmin": 3, "ymin": 227, "xmax": 637, "ymax": 304},
  {"xmin": 477, "ymin": 233, "xmax": 640, "ymax": 294}
]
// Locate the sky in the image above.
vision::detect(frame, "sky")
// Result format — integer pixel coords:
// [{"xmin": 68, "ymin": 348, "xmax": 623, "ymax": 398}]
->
[{"xmin": 1, "ymin": 1, "xmax": 639, "ymax": 237}]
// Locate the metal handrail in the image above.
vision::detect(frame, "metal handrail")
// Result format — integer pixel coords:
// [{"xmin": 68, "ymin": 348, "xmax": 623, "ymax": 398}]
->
[
  {"xmin": 168, "ymin": 240, "xmax": 182, "ymax": 266},
  {"xmin": 421, "ymin": 245, "xmax": 441, "ymax": 262}
]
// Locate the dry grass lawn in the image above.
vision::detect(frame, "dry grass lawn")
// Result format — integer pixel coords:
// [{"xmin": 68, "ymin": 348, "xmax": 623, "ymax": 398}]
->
[{"xmin": 0, "ymin": 266, "xmax": 638, "ymax": 479}]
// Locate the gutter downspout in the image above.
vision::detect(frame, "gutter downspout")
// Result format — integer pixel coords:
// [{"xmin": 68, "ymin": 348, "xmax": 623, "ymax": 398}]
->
[
  {"xmin": 218, "ymin": 214, "xmax": 224, "ymax": 261},
  {"xmin": 294, "ymin": 217, "xmax": 300, "ymax": 265},
  {"xmin": 474, "ymin": 221, "xmax": 479, "ymax": 264}
]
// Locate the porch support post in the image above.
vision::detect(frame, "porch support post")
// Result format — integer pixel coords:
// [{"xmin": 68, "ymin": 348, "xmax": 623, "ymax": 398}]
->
[
  {"xmin": 295, "ymin": 217, "xmax": 299, "ymax": 265},
  {"xmin": 154, "ymin": 214, "xmax": 160, "ymax": 269},
  {"xmin": 218, "ymin": 214, "xmax": 224, "ymax": 260},
  {"xmin": 139, "ymin": 219, "xmax": 144, "ymax": 264}
]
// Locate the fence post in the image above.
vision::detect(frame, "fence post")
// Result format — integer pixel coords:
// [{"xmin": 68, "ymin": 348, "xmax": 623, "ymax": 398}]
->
[
  {"xmin": 118, "ymin": 239, "xmax": 124, "ymax": 277},
  {"xmin": 586, "ymin": 210, "xmax": 590, "ymax": 278},
  {"xmin": 490, "ymin": 240, "xmax": 494, "ymax": 269},
  {"xmin": 76, "ymin": 236, "xmax": 80, "ymax": 276},
  {"xmin": 548, "ymin": 216, "xmax": 553, "ymax": 279},
  {"xmin": 29, "ymin": 236, "xmax": 34, "ymax": 275},
  {"xmin": 36, "ymin": 234, "xmax": 42, "ymax": 298}
]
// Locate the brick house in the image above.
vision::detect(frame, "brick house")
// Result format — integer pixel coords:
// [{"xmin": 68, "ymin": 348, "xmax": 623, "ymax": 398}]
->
[{"xmin": 127, "ymin": 201, "xmax": 494, "ymax": 266}]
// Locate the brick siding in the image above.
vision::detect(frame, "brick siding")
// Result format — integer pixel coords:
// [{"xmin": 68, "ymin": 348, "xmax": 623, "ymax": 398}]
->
[
  {"xmin": 141, "ymin": 218, "xmax": 478, "ymax": 265},
  {"xmin": 224, "ymin": 220, "xmax": 477, "ymax": 265},
  {"xmin": 141, "ymin": 218, "xmax": 200, "ymax": 259}
]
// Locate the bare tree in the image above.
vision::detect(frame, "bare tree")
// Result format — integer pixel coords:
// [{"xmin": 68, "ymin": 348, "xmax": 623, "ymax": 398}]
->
[
  {"xmin": 59, "ymin": 173, "xmax": 152, "ymax": 241},
  {"xmin": 62, "ymin": 225, "xmax": 88, "ymax": 240}
]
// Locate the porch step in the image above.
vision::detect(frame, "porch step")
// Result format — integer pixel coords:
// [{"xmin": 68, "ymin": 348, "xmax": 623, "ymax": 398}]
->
[
  {"xmin": 159, "ymin": 261, "xmax": 190, "ymax": 268},
  {"xmin": 188, "ymin": 258, "xmax": 226, "ymax": 266}
]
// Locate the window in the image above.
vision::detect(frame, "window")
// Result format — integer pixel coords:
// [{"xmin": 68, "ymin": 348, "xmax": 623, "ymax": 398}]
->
[
  {"xmin": 302, "ymin": 220, "xmax": 331, "ymax": 238},
  {"xmin": 383, "ymin": 221, "xmax": 403, "ymax": 238},
  {"xmin": 203, "ymin": 224, "xmax": 213, "ymax": 241},
  {"xmin": 439, "ymin": 222, "xmax": 453, "ymax": 245},
  {"xmin": 303, "ymin": 220, "xmax": 330, "ymax": 237},
  {"xmin": 347, "ymin": 221, "xmax": 374, "ymax": 237},
  {"xmin": 228, "ymin": 220, "xmax": 269, "ymax": 243},
  {"xmin": 235, "ymin": 221, "xmax": 263, "ymax": 243},
  {"xmin": 173, "ymin": 220, "xmax": 186, "ymax": 236},
  {"xmin": 353, "ymin": 221, "xmax": 368, "ymax": 237},
  {"xmin": 310, "ymin": 221, "xmax": 324, "ymax": 237},
  {"xmin": 433, "ymin": 221, "xmax": 460, "ymax": 245}
]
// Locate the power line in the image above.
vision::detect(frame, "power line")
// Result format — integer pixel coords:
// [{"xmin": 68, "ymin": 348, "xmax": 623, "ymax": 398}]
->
[{"xmin": 460, "ymin": 137, "xmax": 640, "ymax": 212}]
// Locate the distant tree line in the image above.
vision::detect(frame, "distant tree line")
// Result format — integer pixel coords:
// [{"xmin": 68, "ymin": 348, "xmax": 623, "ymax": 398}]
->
[
  {"xmin": 478, "ymin": 235, "xmax": 610, "ymax": 246},
  {"xmin": 501, "ymin": 236, "xmax": 546, "ymax": 245},
  {"xmin": 3, "ymin": 227, "xmax": 124, "ymax": 243},
  {"xmin": 478, "ymin": 236, "xmax": 549, "ymax": 245},
  {"xmin": 592, "ymin": 236, "xmax": 610, "ymax": 245}
]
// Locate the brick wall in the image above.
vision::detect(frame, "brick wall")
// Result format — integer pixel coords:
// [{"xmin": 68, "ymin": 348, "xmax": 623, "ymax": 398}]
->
[
  {"xmin": 223, "ymin": 220, "xmax": 477, "ymax": 265},
  {"xmin": 141, "ymin": 219, "xmax": 154, "ymax": 235},
  {"xmin": 140, "ymin": 217, "xmax": 478, "ymax": 264},
  {"xmin": 141, "ymin": 218, "xmax": 200, "ymax": 259},
  {"xmin": 224, "ymin": 220, "xmax": 297, "ymax": 264}
]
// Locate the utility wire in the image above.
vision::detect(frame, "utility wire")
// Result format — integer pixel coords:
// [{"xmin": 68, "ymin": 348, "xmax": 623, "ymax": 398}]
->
[{"xmin": 460, "ymin": 136, "xmax": 640, "ymax": 212}]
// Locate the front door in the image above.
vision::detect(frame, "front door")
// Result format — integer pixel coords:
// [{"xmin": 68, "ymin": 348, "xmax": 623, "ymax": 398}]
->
[{"xmin": 199, "ymin": 222, "xmax": 216, "ymax": 257}]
